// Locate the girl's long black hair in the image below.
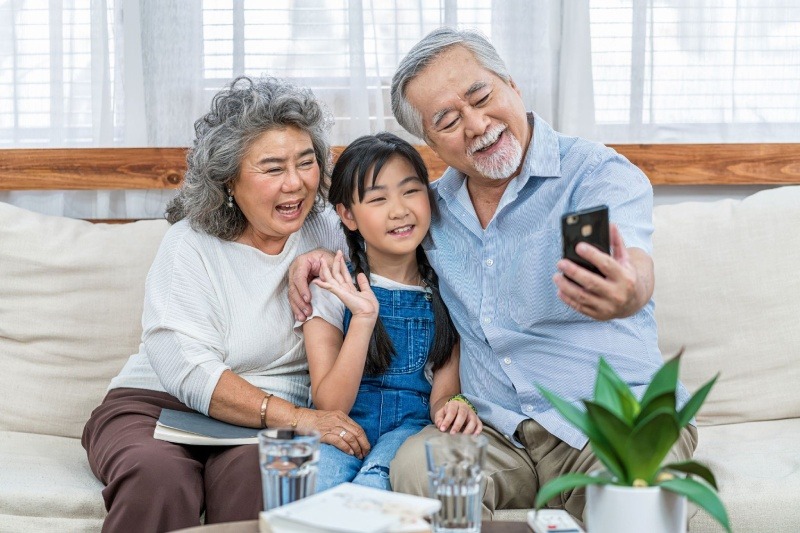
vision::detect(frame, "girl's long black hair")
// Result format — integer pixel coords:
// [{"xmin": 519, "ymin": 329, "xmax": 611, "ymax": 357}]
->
[{"xmin": 328, "ymin": 132, "xmax": 458, "ymax": 376}]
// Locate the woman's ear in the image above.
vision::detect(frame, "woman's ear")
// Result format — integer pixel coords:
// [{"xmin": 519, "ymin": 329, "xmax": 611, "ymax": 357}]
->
[{"xmin": 336, "ymin": 203, "xmax": 358, "ymax": 231}]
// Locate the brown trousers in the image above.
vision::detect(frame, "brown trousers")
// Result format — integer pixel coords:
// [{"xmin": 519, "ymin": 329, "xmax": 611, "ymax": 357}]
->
[
  {"xmin": 82, "ymin": 388, "xmax": 262, "ymax": 533},
  {"xmin": 390, "ymin": 419, "xmax": 698, "ymax": 522}
]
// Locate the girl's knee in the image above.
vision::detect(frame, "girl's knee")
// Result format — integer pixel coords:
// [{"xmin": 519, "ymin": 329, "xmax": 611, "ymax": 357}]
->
[
  {"xmin": 353, "ymin": 461, "xmax": 392, "ymax": 491},
  {"xmin": 316, "ymin": 443, "xmax": 363, "ymax": 491}
]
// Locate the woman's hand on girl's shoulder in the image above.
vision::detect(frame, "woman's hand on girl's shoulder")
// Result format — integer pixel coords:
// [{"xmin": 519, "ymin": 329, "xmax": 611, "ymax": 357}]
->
[
  {"xmin": 433, "ymin": 398, "xmax": 483, "ymax": 435},
  {"xmin": 312, "ymin": 250, "xmax": 378, "ymax": 321}
]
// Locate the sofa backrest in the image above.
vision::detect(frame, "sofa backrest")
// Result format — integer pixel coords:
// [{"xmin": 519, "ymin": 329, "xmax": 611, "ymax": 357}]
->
[
  {"xmin": 2, "ymin": 185, "xmax": 798, "ymax": 438},
  {"xmin": 653, "ymin": 185, "xmax": 800, "ymax": 426},
  {"xmin": 0, "ymin": 202, "xmax": 168, "ymax": 439}
]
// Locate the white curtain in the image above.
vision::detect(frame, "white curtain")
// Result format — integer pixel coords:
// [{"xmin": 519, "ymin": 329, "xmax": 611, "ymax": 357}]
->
[{"xmin": 1, "ymin": 0, "xmax": 798, "ymax": 217}]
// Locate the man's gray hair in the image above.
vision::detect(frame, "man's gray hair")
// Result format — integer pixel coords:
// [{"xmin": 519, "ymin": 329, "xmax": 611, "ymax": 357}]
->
[
  {"xmin": 391, "ymin": 27, "xmax": 511, "ymax": 139},
  {"xmin": 166, "ymin": 76, "xmax": 333, "ymax": 240}
]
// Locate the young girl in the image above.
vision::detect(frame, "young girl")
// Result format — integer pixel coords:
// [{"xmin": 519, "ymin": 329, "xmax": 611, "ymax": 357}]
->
[{"xmin": 299, "ymin": 132, "xmax": 482, "ymax": 492}]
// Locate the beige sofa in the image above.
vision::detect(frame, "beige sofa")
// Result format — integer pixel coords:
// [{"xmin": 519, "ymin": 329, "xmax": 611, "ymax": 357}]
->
[{"xmin": 1, "ymin": 186, "xmax": 799, "ymax": 532}]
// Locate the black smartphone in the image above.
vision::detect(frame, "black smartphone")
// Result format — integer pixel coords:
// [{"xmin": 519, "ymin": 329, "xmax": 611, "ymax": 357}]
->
[{"xmin": 561, "ymin": 205, "xmax": 610, "ymax": 277}]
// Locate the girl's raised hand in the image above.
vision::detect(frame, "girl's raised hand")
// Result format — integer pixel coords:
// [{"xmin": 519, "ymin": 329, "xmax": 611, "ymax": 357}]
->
[
  {"xmin": 312, "ymin": 250, "xmax": 379, "ymax": 321},
  {"xmin": 434, "ymin": 399, "xmax": 483, "ymax": 435}
]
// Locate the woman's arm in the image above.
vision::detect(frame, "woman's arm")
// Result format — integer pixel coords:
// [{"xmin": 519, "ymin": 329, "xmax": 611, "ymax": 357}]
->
[
  {"xmin": 303, "ymin": 252, "xmax": 378, "ymax": 413},
  {"xmin": 429, "ymin": 342, "xmax": 483, "ymax": 435},
  {"xmin": 209, "ymin": 370, "xmax": 370, "ymax": 459},
  {"xmin": 145, "ymin": 228, "xmax": 370, "ymax": 457}
]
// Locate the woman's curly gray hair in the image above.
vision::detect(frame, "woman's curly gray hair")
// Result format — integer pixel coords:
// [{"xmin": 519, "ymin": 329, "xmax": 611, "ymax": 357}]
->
[{"xmin": 166, "ymin": 76, "xmax": 333, "ymax": 240}]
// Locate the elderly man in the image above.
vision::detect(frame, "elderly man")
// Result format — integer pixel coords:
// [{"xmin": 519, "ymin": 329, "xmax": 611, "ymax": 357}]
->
[{"xmin": 290, "ymin": 27, "xmax": 696, "ymax": 519}]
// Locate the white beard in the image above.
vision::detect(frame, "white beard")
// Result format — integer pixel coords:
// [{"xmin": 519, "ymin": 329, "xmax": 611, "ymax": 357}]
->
[{"xmin": 469, "ymin": 125, "xmax": 524, "ymax": 180}]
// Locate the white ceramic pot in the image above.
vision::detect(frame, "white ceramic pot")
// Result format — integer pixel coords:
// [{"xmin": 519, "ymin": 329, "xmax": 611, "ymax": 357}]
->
[{"xmin": 585, "ymin": 483, "xmax": 687, "ymax": 533}]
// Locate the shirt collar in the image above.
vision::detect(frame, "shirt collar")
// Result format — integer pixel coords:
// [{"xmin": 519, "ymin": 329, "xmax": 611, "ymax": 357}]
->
[{"xmin": 433, "ymin": 112, "xmax": 561, "ymax": 204}]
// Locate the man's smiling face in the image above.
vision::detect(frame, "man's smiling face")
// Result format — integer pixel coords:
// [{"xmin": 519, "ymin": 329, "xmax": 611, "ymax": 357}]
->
[{"xmin": 404, "ymin": 45, "xmax": 531, "ymax": 182}]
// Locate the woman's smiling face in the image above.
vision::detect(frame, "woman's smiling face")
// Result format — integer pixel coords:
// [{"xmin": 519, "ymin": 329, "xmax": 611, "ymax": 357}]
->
[{"xmin": 231, "ymin": 126, "xmax": 320, "ymax": 254}]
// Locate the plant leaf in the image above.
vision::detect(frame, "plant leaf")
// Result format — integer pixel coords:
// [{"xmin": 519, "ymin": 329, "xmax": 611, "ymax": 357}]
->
[
  {"xmin": 625, "ymin": 408, "xmax": 679, "ymax": 483},
  {"xmin": 534, "ymin": 473, "xmax": 612, "ymax": 509},
  {"xmin": 636, "ymin": 391, "xmax": 675, "ymax": 425},
  {"xmin": 538, "ymin": 385, "xmax": 627, "ymax": 482},
  {"xmin": 678, "ymin": 374, "xmax": 719, "ymax": 427},
  {"xmin": 584, "ymin": 401, "xmax": 632, "ymax": 482},
  {"xmin": 585, "ymin": 440, "xmax": 627, "ymax": 484},
  {"xmin": 662, "ymin": 460, "xmax": 718, "ymax": 489},
  {"xmin": 594, "ymin": 358, "xmax": 640, "ymax": 424},
  {"xmin": 640, "ymin": 351, "xmax": 681, "ymax": 409},
  {"xmin": 659, "ymin": 477, "xmax": 731, "ymax": 533},
  {"xmin": 538, "ymin": 386, "xmax": 592, "ymax": 436}
]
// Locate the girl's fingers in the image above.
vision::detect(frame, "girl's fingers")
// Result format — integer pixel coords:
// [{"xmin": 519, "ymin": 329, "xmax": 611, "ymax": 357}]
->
[
  {"xmin": 438, "ymin": 402, "xmax": 457, "ymax": 431},
  {"xmin": 318, "ymin": 257, "xmax": 333, "ymax": 283},
  {"xmin": 449, "ymin": 406, "xmax": 469, "ymax": 434},
  {"xmin": 462, "ymin": 413, "xmax": 482, "ymax": 435},
  {"xmin": 433, "ymin": 408, "xmax": 445, "ymax": 428},
  {"xmin": 355, "ymin": 272, "xmax": 373, "ymax": 294},
  {"xmin": 328, "ymin": 251, "xmax": 346, "ymax": 285},
  {"xmin": 336, "ymin": 252, "xmax": 353, "ymax": 288}
]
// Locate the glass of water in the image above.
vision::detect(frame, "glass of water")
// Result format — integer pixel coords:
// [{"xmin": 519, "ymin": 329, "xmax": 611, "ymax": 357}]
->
[
  {"xmin": 425, "ymin": 433, "xmax": 488, "ymax": 533},
  {"xmin": 258, "ymin": 428, "xmax": 320, "ymax": 511}
]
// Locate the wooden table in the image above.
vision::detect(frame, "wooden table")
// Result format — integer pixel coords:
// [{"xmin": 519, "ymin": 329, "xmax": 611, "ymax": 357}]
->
[{"xmin": 174, "ymin": 519, "xmax": 530, "ymax": 532}]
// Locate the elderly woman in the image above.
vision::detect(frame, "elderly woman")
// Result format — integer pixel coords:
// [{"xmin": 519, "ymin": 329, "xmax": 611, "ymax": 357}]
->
[{"xmin": 82, "ymin": 76, "xmax": 370, "ymax": 532}]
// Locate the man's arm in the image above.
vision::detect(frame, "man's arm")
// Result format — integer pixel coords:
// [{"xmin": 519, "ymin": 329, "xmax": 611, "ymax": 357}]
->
[
  {"xmin": 288, "ymin": 248, "xmax": 336, "ymax": 321},
  {"xmin": 553, "ymin": 223, "xmax": 653, "ymax": 320}
]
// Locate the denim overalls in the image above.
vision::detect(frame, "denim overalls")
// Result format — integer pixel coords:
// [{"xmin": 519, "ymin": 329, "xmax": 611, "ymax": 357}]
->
[{"xmin": 315, "ymin": 285, "xmax": 434, "ymax": 491}]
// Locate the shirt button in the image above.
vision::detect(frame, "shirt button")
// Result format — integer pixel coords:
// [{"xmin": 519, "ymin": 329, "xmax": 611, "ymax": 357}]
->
[
  {"xmin": 485, "ymin": 259, "xmax": 494, "ymax": 266},
  {"xmin": 524, "ymin": 404, "xmax": 534, "ymax": 412},
  {"xmin": 504, "ymin": 434, "xmax": 511, "ymax": 440},
  {"xmin": 503, "ymin": 357, "xmax": 511, "ymax": 365},
  {"xmin": 483, "ymin": 317, "xmax": 491, "ymax": 324}
]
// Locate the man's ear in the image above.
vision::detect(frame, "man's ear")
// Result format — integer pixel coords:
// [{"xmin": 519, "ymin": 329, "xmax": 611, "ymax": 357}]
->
[
  {"xmin": 336, "ymin": 203, "xmax": 358, "ymax": 231},
  {"xmin": 509, "ymin": 77, "xmax": 522, "ymax": 98}
]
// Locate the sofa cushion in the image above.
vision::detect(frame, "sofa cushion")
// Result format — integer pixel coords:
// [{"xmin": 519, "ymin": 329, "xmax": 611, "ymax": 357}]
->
[
  {"xmin": 653, "ymin": 185, "xmax": 800, "ymax": 426},
  {"xmin": 0, "ymin": 430, "xmax": 105, "ymax": 531},
  {"xmin": 0, "ymin": 202, "xmax": 168, "ymax": 439},
  {"xmin": 689, "ymin": 418, "xmax": 800, "ymax": 533}
]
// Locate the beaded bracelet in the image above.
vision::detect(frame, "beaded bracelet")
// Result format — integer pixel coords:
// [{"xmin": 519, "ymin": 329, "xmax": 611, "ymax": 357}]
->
[{"xmin": 448, "ymin": 394, "xmax": 477, "ymax": 413}]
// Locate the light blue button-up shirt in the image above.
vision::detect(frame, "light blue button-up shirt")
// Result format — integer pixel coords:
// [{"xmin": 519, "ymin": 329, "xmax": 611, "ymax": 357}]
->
[{"xmin": 425, "ymin": 114, "xmax": 689, "ymax": 449}]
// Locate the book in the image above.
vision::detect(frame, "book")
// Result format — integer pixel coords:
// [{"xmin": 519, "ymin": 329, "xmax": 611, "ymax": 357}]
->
[
  {"xmin": 259, "ymin": 483, "xmax": 440, "ymax": 533},
  {"xmin": 153, "ymin": 408, "xmax": 259, "ymax": 446}
]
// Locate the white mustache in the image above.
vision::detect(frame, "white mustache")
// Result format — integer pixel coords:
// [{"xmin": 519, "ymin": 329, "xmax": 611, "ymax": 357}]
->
[{"xmin": 468, "ymin": 124, "xmax": 507, "ymax": 156}]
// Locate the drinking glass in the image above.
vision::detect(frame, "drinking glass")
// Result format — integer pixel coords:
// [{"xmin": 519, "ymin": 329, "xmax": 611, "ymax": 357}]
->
[
  {"xmin": 425, "ymin": 433, "xmax": 488, "ymax": 533},
  {"xmin": 258, "ymin": 428, "xmax": 320, "ymax": 511}
]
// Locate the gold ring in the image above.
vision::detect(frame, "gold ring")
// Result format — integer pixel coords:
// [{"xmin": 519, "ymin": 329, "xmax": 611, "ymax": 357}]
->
[{"xmin": 339, "ymin": 429, "xmax": 347, "ymax": 438}]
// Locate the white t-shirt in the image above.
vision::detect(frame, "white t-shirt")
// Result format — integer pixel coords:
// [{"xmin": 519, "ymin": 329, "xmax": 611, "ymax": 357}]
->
[{"xmin": 109, "ymin": 207, "xmax": 346, "ymax": 414}]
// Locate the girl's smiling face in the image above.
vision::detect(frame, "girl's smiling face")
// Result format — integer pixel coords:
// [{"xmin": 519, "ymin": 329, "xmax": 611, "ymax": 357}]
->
[{"xmin": 336, "ymin": 154, "xmax": 431, "ymax": 265}]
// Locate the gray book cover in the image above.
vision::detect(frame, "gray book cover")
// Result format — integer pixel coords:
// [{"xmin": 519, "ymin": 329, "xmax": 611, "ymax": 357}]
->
[{"xmin": 157, "ymin": 408, "xmax": 259, "ymax": 439}]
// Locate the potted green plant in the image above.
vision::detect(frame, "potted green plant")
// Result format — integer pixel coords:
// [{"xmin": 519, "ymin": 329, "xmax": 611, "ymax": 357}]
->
[{"xmin": 534, "ymin": 351, "xmax": 731, "ymax": 533}]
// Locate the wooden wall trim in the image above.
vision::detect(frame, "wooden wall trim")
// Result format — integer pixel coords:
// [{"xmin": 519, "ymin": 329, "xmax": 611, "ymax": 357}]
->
[
  {"xmin": 0, "ymin": 148, "xmax": 187, "ymax": 191},
  {"xmin": 1, "ymin": 144, "xmax": 799, "ymax": 190},
  {"xmin": 609, "ymin": 143, "xmax": 800, "ymax": 186}
]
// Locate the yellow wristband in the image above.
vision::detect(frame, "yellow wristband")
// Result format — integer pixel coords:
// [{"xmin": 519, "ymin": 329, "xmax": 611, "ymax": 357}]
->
[{"xmin": 448, "ymin": 394, "xmax": 477, "ymax": 414}]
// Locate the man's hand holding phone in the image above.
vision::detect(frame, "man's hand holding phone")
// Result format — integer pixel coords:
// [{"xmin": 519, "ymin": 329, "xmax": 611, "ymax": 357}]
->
[{"xmin": 555, "ymin": 206, "xmax": 652, "ymax": 321}]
